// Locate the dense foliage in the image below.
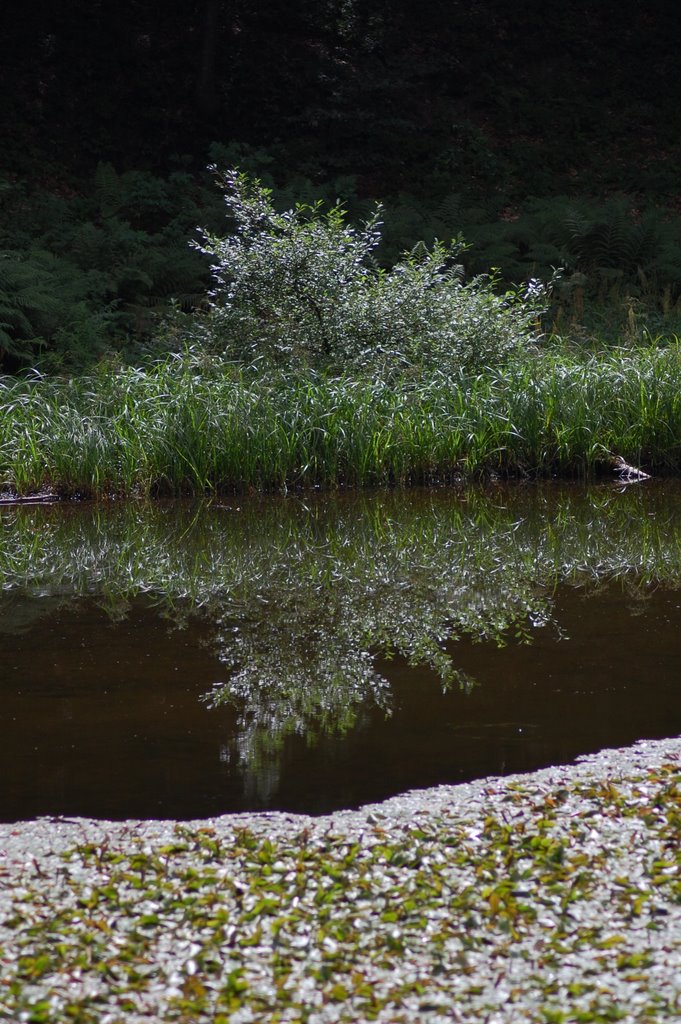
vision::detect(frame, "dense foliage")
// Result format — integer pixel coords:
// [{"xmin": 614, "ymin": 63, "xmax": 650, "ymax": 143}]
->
[
  {"xmin": 1, "ymin": 2, "xmax": 681, "ymax": 368},
  {"xmin": 192, "ymin": 170, "xmax": 541, "ymax": 372},
  {"xmin": 0, "ymin": 165, "xmax": 214, "ymax": 370}
]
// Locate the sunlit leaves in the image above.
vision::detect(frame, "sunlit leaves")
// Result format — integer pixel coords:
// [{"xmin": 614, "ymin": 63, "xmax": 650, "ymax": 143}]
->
[{"xmin": 193, "ymin": 169, "xmax": 538, "ymax": 373}]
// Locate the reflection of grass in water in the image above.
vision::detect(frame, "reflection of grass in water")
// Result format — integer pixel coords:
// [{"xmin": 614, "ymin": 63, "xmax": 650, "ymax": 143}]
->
[
  {"xmin": 2, "ymin": 348, "xmax": 681, "ymax": 497},
  {"xmin": 1, "ymin": 483, "xmax": 681, "ymax": 765}
]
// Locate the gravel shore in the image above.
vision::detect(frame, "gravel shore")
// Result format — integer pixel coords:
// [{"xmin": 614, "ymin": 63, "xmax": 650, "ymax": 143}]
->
[{"xmin": 1, "ymin": 737, "xmax": 679, "ymax": 1023}]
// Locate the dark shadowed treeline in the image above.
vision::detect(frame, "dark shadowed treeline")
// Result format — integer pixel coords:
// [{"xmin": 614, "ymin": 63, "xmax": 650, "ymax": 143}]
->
[
  {"xmin": 2, "ymin": 1, "xmax": 681, "ymax": 367},
  {"xmin": 5, "ymin": 1, "xmax": 681, "ymax": 184}
]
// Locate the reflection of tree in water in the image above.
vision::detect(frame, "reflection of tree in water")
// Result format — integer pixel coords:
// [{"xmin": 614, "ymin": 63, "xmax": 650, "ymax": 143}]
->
[
  {"xmin": 2, "ymin": 483, "xmax": 681, "ymax": 771},
  {"xmin": 205, "ymin": 613, "xmax": 392, "ymax": 770},
  {"xmin": 200, "ymin": 571, "xmax": 553, "ymax": 769}
]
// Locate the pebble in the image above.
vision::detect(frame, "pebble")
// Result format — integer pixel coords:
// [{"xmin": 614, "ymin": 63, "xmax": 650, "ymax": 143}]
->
[{"xmin": 0, "ymin": 737, "xmax": 679, "ymax": 1022}]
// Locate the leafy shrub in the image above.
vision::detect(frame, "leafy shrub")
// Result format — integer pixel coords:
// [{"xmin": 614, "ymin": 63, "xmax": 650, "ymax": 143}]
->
[{"xmin": 193, "ymin": 169, "xmax": 543, "ymax": 373}]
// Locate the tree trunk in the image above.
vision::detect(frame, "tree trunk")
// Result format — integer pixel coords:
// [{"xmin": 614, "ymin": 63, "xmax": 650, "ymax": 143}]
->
[{"xmin": 196, "ymin": 0, "xmax": 221, "ymax": 116}]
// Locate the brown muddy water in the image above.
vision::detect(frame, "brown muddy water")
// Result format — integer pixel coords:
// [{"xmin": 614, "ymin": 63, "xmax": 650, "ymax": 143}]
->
[{"xmin": 1, "ymin": 482, "xmax": 680, "ymax": 820}]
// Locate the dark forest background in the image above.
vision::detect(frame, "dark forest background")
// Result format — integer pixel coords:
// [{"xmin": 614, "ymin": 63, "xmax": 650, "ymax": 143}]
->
[{"xmin": 3, "ymin": 0, "xmax": 681, "ymax": 369}]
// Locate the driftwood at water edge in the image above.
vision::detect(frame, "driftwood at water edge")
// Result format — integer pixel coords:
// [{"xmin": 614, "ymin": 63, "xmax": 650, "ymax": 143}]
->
[
  {"xmin": 612, "ymin": 456, "xmax": 651, "ymax": 481},
  {"xmin": 0, "ymin": 493, "xmax": 60, "ymax": 506}
]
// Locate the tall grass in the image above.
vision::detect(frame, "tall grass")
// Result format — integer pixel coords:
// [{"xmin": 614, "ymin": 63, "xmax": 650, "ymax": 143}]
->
[{"xmin": 1, "ymin": 346, "xmax": 681, "ymax": 497}]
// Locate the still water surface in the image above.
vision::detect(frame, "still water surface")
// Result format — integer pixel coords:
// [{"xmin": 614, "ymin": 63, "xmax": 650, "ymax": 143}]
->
[{"xmin": 1, "ymin": 482, "xmax": 680, "ymax": 820}]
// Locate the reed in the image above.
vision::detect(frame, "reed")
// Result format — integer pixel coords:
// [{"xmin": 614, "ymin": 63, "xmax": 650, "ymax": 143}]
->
[{"xmin": 1, "ymin": 346, "xmax": 681, "ymax": 497}]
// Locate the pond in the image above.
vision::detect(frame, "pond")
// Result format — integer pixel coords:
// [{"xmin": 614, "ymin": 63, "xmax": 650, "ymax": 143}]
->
[{"xmin": 1, "ymin": 481, "xmax": 680, "ymax": 821}]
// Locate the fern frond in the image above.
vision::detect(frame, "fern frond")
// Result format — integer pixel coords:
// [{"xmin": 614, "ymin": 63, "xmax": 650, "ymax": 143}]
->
[
  {"xmin": 94, "ymin": 161, "xmax": 123, "ymax": 218},
  {"xmin": 436, "ymin": 192, "xmax": 464, "ymax": 227}
]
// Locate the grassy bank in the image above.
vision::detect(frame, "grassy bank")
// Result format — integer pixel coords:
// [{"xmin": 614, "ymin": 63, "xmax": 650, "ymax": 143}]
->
[{"xmin": 2, "ymin": 346, "xmax": 681, "ymax": 498}]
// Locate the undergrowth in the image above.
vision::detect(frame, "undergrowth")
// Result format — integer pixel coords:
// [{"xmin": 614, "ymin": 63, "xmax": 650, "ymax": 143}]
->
[{"xmin": 4, "ymin": 156, "xmax": 681, "ymax": 371}]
